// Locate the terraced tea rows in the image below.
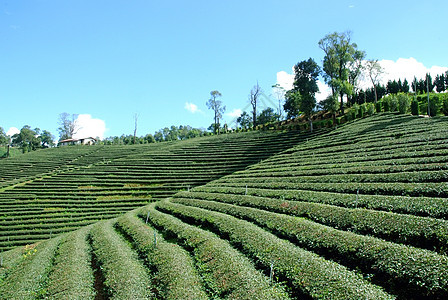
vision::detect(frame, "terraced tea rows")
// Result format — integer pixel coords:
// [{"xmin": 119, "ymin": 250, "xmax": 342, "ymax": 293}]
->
[
  {"xmin": 0, "ymin": 130, "xmax": 312, "ymax": 250},
  {"xmin": 0, "ymin": 113, "xmax": 447, "ymax": 299}
]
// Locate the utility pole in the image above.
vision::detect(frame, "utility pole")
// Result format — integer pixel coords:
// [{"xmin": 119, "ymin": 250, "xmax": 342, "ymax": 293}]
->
[{"xmin": 427, "ymin": 74, "xmax": 431, "ymax": 117}]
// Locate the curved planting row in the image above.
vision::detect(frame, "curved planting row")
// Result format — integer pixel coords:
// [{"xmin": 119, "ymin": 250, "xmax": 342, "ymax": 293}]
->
[
  {"xmin": 0, "ymin": 130, "xmax": 312, "ymax": 250},
  {"xmin": 0, "ymin": 113, "xmax": 447, "ymax": 299}
]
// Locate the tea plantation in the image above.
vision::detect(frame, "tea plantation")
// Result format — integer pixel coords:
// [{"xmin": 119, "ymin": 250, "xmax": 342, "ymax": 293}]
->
[{"xmin": 0, "ymin": 113, "xmax": 447, "ymax": 299}]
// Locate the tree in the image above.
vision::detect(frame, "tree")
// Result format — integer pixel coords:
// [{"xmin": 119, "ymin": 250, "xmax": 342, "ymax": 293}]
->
[
  {"xmin": 320, "ymin": 94, "xmax": 339, "ymax": 122},
  {"xmin": 40, "ymin": 130, "xmax": 55, "ymax": 148},
  {"xmin": 58, "ymin": 113, "xmax": 79, "ymax": 140},
  {"xmin": 402, "ymin": 79, "xmax": 410, "ymax": 93},
  {"xmin": 365, "ymin": 59, "xmax": 384, "ymax": 103},
  {"xmin": 292, "ymin": 58, "xmax": 320, "ymax": 131},
  {"xmin": 272, "ymin": 83, "xmax": 286, "ymax": 120},
  {"xmin": 236, "ymin": 111, "xmax": 252, "ymax": 129},
  {"xmin": 283, "ymin": 90, "xmax": 301, "ymax": 119},
  {"xmin": 348, "ymin": 49, "xmax": 366, "ymax": 104},
  {"xmin": 206, "ymin": 90, "xmax": 225, "ymax": 134},
  {"xmin": 319, "ymin": 31, "xmax": 362, "ymax": 113},
  {"xmin": 133, "ymin": 113, "xmax": 138, "ymax": 145},
  {"xmin": 249, "ymin": 82, "xmax": 262, "ymax": 126},
  {"xmin": 424, "ymin": 73, "xmax": 435, "ymax": 93},
  {"xmin": 0, "ymin": 127, "xmax": 8, "ymax": 146},
  {"xmin": 257, "ymin": 107, "xmax": 279, "ymax": 125},
  {"xmin": 434, "ymin": 74, "xmax": 446, "ymax": 93},
  {"xmin": 11, "ymin": 125, "xmax": 41, "ymax": 153}
]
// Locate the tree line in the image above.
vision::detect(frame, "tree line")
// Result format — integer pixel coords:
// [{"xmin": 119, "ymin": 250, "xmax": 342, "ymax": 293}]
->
[{"xmin": 206, "ymin": 30, "xmax": 448, "ymax": 133}]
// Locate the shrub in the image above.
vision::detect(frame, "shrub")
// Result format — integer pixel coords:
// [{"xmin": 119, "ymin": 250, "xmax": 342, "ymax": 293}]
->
[
  {"xmin": 366, "ymin": 103, "xmax": 375, "ymax": 116},
  {"xmin": 326, "ymin": 119, "xmax": 334, "ymax": 127},
  {"xmin": 358, "ymin": 103, "xmax": 366, "ymax": 118},
  {"xmin": 429, "ymin": 95, "xmax": 439, "ymax": 116},
  {"xmin": 383, "ymin": 99, "xmax": 390, "ymax": 111},
  {"xmin": 397, "ymin": 93, "xmax": 410, "ymax": 114},
  {"xmin": 411, "ymin": 98, "xmax": 420, "ymax": 115},
  {"xmin": 442, "ymin": 96, "xmax": 448, "ymax": 116},
  {"xmin": 375, "ymin": 101, "xmax": 382, "ymax": 113},
  {"xmin": 335, "ymin": 117, "xmax": 341, "ymax": 125},
  {"xmin": 390, "ymin": 95, "xmax": 398, "ymax": 112}
]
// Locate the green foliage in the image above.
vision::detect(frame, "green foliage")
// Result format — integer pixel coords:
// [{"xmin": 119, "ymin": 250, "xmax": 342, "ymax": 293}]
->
[
  {"xmin": 365, "ymin": 102, "xmax": 375, "ymax": 116},
  {"xmin": 89, "ymin": 220, "xmax": 154, "ymax": 299},
  {"xmin": 442, "ymin": 96, "xmax": 448, "ymax": 116},
  {"xmin": 411, "ymin": 98, "xmax": 420, "ymax": 115},
  {"xmin": 375, "ymin": 101, "xmax": 382, "ymax": 112},
  {"xmin": 172, "ymin": 197, "xmax": 448, "ymax": 296},
  {"xmin": 390, "ymin": 95, "xmax": 398, "ymax": 112},
  {"xmin": 45, "ymin": 227, "xmax": 95, "ymax": 299},
  {"xmin": 116, "ymin": 212, "xmax": 208, "ymax": 299},
  {"xmin": 383, "ymin": 98, "xmax": 390, "ymax": 111},
  {"xmin": 397, "ymin": 93, "xmax": 410, "ymax": 114},
  {"xmin": 158, "ymin": 200, "xmax": 394, "ymax": 299},
  {"xmin": 429, "ymin": 95, "xmax": 439, "ymax": 116},
  {"xmin": 257, "ymin": 107, "xmax": 279, "ymax": 125},
  {"xmin": 0, "ymin": 237, "xmax": 63, "ymax": 299},
  {"xmin": 236, "ymin": 111, "xmax": 253, "ymax": 129},
  {"xmin": 206, "ymin": 90, "xmax": 225, "ymax": 134},
  {"xmin": 140, "ymin": 204, "xmax": 288, "ymax": 299}
]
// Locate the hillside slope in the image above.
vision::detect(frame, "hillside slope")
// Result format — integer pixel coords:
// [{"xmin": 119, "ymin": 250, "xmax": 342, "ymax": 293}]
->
[
  {"xmin": 1, "ymin": 113, "xmax": 447, "ymax": 299},
  {"xmin": 0, "ymin": 130, "xmax": 313, "ymax": 250}
]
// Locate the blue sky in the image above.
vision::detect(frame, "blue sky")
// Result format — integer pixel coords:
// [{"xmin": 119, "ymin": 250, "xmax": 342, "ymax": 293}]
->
[{"xmin": 1, "ymin": 0, "xmax": 447, "ymax": 139}]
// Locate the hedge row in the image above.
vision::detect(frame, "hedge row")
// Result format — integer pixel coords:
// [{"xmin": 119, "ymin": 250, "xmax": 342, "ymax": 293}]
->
[
  {"xmin": 156, "ymin": 200, "xmax": 394, "ymax": 300},
  {"xmin": 89, "ymin": 220, "xmax": 154, "ymax": 299},
  {"xmin": 115, "ymin": 212, "xmax": 208, "ymax": 299},
  {"xmin": 0, "ymin": 236, "xmax": 62, "ymax": 299},
  {"xmin": 209, "ymin": 180, "xmax": 448, "ymax": 198},
  {"xmin": 230, "ymin": 169, "xmax": 448, "ymax": 184},
  {"xmin": 138, "ymin": 204, "xmax": 289, "ymax": 299},
  {"xmin": 45, "ymin": 226, "xmax": 95, "ymax": 299},
  {"xmin": 171, "ymin": 197, "xmax": 448, "ymax": 297},
  {"xmin": 177, "ymin": 191, "xmax": 448, "ymax": 253},
  {"xmin": 194, "ymin": 186, "xmax": 448, "ymax": 219}
]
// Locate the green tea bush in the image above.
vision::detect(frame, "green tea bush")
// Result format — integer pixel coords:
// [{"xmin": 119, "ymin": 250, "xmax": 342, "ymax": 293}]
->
[
  {"xmin": 176, "ymin": 191, "xmax": 448, "ymax": 254},
  {"xmin": 45, "ymin": 227, "xmax": 95, "ymax": 299},
  {"xmin": 158, "ymin": 200, "xmax": 395, "ymax": 300},
  {"xmin": 139, "ymin": 204, "xmax": 288, "ymax": 299},
  {"xmin": 0, "ymin": 237, "xmax": 63, "ymax": 299},
  {"xmin": 89, "ymin": 220, "xmax": 154, "ymax": 299},
  {"xmin": 116, "ymin": 212, "xmax": 208, "ymax": 300},
  {"xmin": 172, "ymin": 197, "xmax": 448, "ymax": 297}
]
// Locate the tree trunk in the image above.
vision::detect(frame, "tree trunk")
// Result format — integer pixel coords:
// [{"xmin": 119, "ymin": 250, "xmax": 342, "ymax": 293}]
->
[
  {"xmin": 374, "ymin": 86, "xmax": 378, "ymax": 103},
  {"xmin": 339, "ymin": 92, "xmax": 344, "ymax": 114}
]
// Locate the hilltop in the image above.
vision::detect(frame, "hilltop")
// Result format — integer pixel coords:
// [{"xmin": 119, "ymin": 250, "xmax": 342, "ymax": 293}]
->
[{"xmin": 0, "ymin": 113, "xmax": 447, "ymax": 299}]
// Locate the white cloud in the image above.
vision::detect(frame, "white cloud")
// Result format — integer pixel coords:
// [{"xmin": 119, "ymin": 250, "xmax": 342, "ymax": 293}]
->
[
  {"xmin": 73, "ymin": 114, "xmax": 106, "ymax": 140},
  {"xmin": 276, "ymin": 70, "xmax": 294, "ymax": 91},
  {"xmin": 275, "ymin": 69, "xmax": 331, "ymax": 102},
  {"xmin": 316, "ymin": 80, "xmax": 332, "ymax": 102},
  {"xmin": 6, "ymin": 127, "xmax": 19, "ymax": 136},
  {"xmin": 226, "ymin": 108, "xmax": 243, "ymax": 118},
  {"xmin": 377, "ymin": 57, "xmax": 448, "ymax": 86},
  {"xmin": 184, "ymin": 102, "xmax": 202, "ymax": 114}
]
